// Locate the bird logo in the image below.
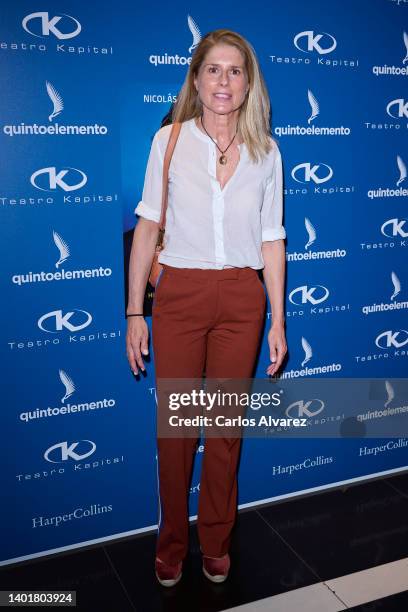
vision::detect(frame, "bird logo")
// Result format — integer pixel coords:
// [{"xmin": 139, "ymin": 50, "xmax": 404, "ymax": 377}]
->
[
  {"xmin": 53, "ymin": 230, "xmax": 71, "ymax": 268},
  {"xmin": 307, "ymin": 89, "xmax": 320, "ymax": 124},
  {"xmin": 46, "ymin": 80, "xmax": 64, "ymax": 122},
  {"xmin": 187, "ymin": 15, "xmax": 201, "ymax": 54}
]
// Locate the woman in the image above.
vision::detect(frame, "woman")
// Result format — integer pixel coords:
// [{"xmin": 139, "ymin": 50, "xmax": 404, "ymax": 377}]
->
[{"xmin": 126, "ymin": 29, "xmax": 287, "ymax": 586}]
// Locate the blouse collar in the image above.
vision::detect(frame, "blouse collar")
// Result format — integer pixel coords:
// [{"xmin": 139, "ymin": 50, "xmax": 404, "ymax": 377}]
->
[{"xmin": 188, "ymin": 117, "xmax": 244, "ymax": 151}]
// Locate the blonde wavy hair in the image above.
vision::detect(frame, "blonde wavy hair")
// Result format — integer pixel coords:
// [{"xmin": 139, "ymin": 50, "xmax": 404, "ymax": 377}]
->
[{"xmin": 171, "ymin": 29, "xmax": 274, "ymax": 163}]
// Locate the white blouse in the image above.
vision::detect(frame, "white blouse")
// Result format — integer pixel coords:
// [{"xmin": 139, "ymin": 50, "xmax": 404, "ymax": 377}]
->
[{"xmin": 134, "ymin": 117, "xmax": 286, "ymax": 270}]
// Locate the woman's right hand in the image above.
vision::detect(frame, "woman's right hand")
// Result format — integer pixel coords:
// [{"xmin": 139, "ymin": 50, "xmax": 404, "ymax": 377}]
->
[{"xmin": 126, "ymin": 316, "xmax": 149, "ymax": 375}]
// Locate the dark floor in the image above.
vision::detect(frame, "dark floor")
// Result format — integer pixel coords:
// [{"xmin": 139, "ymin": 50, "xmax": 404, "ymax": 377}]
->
[{"xmin": 1, "ymin": 471, "xmax": 408, "ymax": 611}]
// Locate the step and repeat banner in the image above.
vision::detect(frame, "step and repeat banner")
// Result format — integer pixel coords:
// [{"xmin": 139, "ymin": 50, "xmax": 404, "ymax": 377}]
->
[{"xmin": 1, "ymin": 0, "xmax": 407, "ymax": 566}]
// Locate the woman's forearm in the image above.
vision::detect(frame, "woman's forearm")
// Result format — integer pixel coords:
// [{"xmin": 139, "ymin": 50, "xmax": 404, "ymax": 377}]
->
[
  {"xmin": 261, "ymin": 239, "xmax": 286, "ymax": 328},
  {"xmin": 127, "ymin": 218, "xmax": 159, "ymax": 314}
]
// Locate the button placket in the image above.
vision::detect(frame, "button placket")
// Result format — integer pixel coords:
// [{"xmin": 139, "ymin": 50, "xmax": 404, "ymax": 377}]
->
[{"xmin": 208, "ymin": 143, "xmax": 226, "ymax": 269}]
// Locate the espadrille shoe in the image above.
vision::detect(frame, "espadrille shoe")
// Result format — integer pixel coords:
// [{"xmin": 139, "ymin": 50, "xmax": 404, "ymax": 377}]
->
[
  {"xmin": 155, "ymin": 556, "xmax": 182, "ymax": 587},
  {"xmin": 202, "ymin": 553, "xmax": 230, "ymax": 583}
]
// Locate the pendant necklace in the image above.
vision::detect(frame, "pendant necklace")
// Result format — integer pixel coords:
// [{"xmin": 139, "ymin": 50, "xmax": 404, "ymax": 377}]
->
[{"xmin": 200, "ymin": 115, "xmax": 238, "ymax": 165}]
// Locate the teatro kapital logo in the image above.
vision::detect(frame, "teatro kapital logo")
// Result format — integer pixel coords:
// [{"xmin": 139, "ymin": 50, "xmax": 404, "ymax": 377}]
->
[
  {"xmin": 366, "ymin": 97, "xmax": 408, "ymax": 130},
  {"xmin": 388, "ymin": 98, "xmax": 408, "ymax": 119},
  {"xmin": 360, "ymin": 216, "xmax": 408, "ymax": 252},
  {"xmin": 270, "ymin": 30, "xmax": 359, "ymax": 69},
  {"xmin": 292, "ymin": 162, "xmax": 333, "ymax": 184},
  {"xmin": 22, "ymin": 11, "xmax": 81, "ymax": 39},
  {"xmin": 355, "ymin": 329, "xmax": 408, "ymax": 364},
  {"xmin": 381, "ymin": 217, "xmax": 408, "ymax": 239},
  {"xmin": 149, "ymin": 14, "xmax": 201, "ymax": 67},
  {"xmin": 31, "ymin": 166, "xmax": 87, "ymax": 192},
  {"xmin": 0, "ymin": 165, "xmax": 119, "ymax": 209},
  {"xmin": 375, "ymin": 329, "xmax": 408, "ymax": 350},
  {"xmin": 8, "ymin": 305, "xmax": 121, "ymax": 351},
  {"xmin": 44, "ymin": 440, "xmax": 96, "ymax": 463},
  {"xmin": 38, "ymin": 309, "xmax": 93, "ymax": 333},
  {"xmin": 16, "ymin": 438, "xmax": 125, "ymax": 484},
  {"xmin": 273, "ymin": 88, "xmax": 351, "ymax": 138},
  {"xmin": 8, "ymin": 11, "xmax": 114, "ymax": 56},
  {"xmin": 288, "ymin": 161, "xmax": 354, "ymax": 197},
  {"xmin": 287, "ymin": 284, "xmax": 350, "ymax": 318}
]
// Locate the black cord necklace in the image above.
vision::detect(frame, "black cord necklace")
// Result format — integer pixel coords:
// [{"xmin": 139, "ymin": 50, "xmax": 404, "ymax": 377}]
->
[{"xmin": 200, "ymin": 114, "xmax": 238, "ymax": 165}]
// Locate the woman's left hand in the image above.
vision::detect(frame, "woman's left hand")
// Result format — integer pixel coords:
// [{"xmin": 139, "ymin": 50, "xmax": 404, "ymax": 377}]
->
[{"xmin": 266, "ymin": 323, "xmax": 287, "ymax": 376}]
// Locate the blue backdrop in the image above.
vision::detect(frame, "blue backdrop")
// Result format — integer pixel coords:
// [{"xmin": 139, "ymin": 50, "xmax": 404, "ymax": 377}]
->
[{"xmin": 1, "ymin": 0, "xmax": 407, "ymax": 566}]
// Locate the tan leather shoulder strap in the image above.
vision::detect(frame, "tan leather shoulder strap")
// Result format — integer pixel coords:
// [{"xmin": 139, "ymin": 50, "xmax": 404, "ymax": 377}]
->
[{"xmin": 159, "ymin": 121, "xmax": 182, "ymax": 231}]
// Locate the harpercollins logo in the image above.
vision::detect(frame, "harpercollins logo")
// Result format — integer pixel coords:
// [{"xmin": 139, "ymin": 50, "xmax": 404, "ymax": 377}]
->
[
  {"xmin": 3, "ymin": 81, "xmax": 109, "ymax": 137},
  {"xmin": 32, "ymin": 503, "xmax": 113, "ymax": 528},
  {"xmin": 11, "ymin": 230, "xmax": 112, "ymax": 286},
  {"xmin": 372, "ymin": 31, "xmax": 408, "ymax": 76},
  {"xmin": 273, "ymin": 88, "xmax": 352, "ymax": 137},
  {"xmin": 286, "ymin": 217, "xmax": 347, "ymax": 262},
  {"xmin": 149, "ymin": 14, "xmax": 201, "ymax": 66},
  {"xmin": 359, "ymin": 439, "xmax": 408, "ymax": 457},
  {"xmin": 271, "ymin": 455, "xmax": 333, "ymax": 476}
]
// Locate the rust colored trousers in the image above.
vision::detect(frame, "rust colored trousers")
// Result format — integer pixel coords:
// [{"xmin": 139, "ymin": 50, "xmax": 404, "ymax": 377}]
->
[{"xmin": 151, "ymin": 263, "xmax": 266, "ymax": 566}]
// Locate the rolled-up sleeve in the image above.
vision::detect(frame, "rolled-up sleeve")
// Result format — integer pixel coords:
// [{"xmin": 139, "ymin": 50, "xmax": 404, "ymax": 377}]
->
[
  {"xmin": 260, "ymin": 147, "xmax": 286, "ymax": 242},
  {"xmin": 134, "ymin": 131, "xmax": 164, "ymax": 223}
]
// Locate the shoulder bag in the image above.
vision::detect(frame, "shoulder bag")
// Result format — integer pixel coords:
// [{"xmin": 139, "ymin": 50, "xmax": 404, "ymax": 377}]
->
[{"xmin": 148, "ymin": 121, "xmax": 182, "ymax": 287}]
